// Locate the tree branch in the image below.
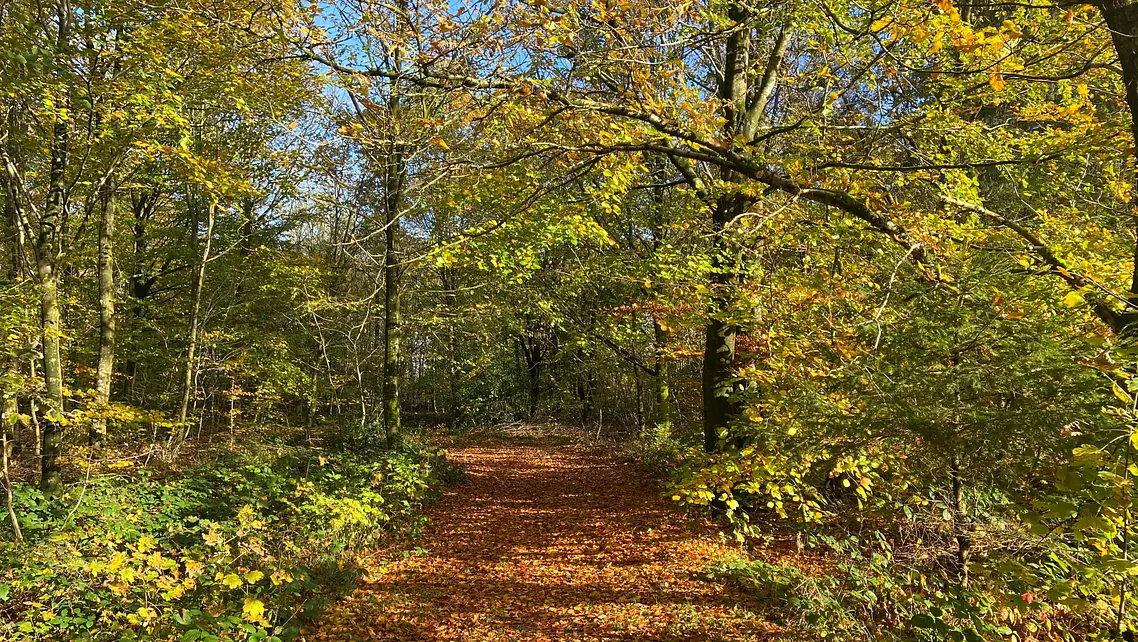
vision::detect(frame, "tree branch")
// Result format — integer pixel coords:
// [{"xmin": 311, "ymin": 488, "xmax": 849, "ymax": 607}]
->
[{"xmin": 942, "ymin": 195, "xmax": 1123, "ymax": 332}]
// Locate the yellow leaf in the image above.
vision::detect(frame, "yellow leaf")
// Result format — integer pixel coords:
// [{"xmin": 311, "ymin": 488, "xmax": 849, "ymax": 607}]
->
[
  {"xmin": 221, "ymin": 573, "xmax": 242, "ymax": 589},
  {"xmin": 242, "ymin": 597, "xmax": 266, "ymax": 623},
  {"xmin": 430, "ymin": 136, "xmax": 450, "ymax": 150},
  {"xmin": 929, "ymin": 32, "xmax": 944, "ymax": 55},
  {"xmin": 139, "ymin": 606, "xmax": 157, "ymax": 619},
  {"xmin": 989, "ymin": 72, "xmax": 1006, "ymax": 92},
  {"xmin": 1115, "ymin": 381, "xmax": 1133, "ymax": 406},
  {"xmin": 1062, "ymin": 291, "xmax": 1084, "ymax": 308},
  {"xmin": 244, "ymin": 570, "xmax": 264, "ymax": 583},
  {"xmin": 107, "ymin": 551, "xmax": 127, "ymax": 572},
  {"xmin": 185, "ymin": 559, "xmax": 206, "ymax": 577}
]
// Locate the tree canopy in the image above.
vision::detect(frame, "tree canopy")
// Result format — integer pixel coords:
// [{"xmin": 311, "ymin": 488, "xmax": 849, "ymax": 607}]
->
[{"xmin": 6, "ymin": 0, "xmax": 1138, "ymax": 638}]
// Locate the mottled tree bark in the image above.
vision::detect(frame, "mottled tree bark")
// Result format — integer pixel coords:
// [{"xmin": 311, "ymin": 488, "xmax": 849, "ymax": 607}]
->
[
  {"xmin": 37, "ymin": 4, "xmax": 70, "ymax": 492},
  {"xmin": 382, "ymin": 138, "xmax": 404, "ymax": 448},
  {"xmin": 91, "ymin": 177, "xmax": 116, "ymax": 446},
  {"xmin": 381, "ymin": 0, "xmax": 408, "ymax": 449}
]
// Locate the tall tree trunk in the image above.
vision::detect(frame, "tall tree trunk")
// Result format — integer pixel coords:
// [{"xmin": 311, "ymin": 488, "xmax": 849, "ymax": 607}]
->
[
  {"xmin": 520, "ymin": 328, "xmax": 543, "ymax": 419},
  {"xmin": 3, "ymin": 108, "xmax": 27, "ymax": 281},
  {"xmin": 91, "ymin": 177, "xmax": 115, "ymax": 446},
  {"xmin": 1097, "ymin": 0, "xmax": 1138, "ymax": 334},
  {"xmin": 382, "ymin": 157, "xmax": 403, "ymax": 448},
  {"xmin": 381, "ymin": 1, "xmax": 407, "ymax": 449},
  {"xmin": 700, "ymin": 0, "xmax": 755, "ymax": 453},
  {"xmin": 633, "ymin": 349, "xmax": 644, "ymax": 433},
  {"xmin": 120, "ymin": 191, "xmax": 154, "ymax": 403},
  {"xmin": 177, "ymin": 201, "xmax": 215, "ymax": 431},
  {"xmin": 950, "ymin": 453, "xmax": 971, "ymax": 585},
  {"xmin": 122, "ymin": 275, "xmax": 148, "ymax": 403},
  {"xmin": 702, "ymin": 196, "xmax": 747, "ymax": 453},
  {"xmin": 652, "ymin": 317, "xmax": 671, "ymax": 436},
  {"xmin": 0, "ymin": 101, "xmax": 22, "ymax": 500},
  {"xmin": 2, "ymin": 108, "xmax": 27, "ymax": 468},
  {"xmin": 8, "ymin": 139, "xmax": 39, "ymax": 445},
  {"xmin": 37, "ymin": 1, "xmax": 70, "ymax": 491},
  {"xmin": 646, "ymin": 159, "xmax": 673, "ymax": 439},
  {"xmin": 442, "ymin": 266, "xmax": 461, "ymax": 426},
  {"xmin": 37, "ymin": 133, "xmax": 66, "ymax": 495}
]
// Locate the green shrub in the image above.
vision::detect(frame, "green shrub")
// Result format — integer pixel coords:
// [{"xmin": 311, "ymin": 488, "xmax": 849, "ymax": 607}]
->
[{"xmin": 0, "ymin": 439, "xmax": 451, "ymax": 641}]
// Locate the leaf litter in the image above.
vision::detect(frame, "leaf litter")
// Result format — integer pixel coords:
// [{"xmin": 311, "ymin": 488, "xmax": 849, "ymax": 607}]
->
[{"xmin": 308, "ymin": 433, "xmax": 782, "ymax": 641}]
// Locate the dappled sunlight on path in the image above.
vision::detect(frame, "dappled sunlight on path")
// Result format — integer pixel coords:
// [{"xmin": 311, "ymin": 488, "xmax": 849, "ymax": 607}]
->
[{"xmin": 309, "ymin": 434, "xmax": 776, "ymax": 641}]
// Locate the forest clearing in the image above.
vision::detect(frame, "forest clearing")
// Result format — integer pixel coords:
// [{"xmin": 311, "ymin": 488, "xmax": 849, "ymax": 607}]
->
[{"xmin": 5, "ymin": 0, "xmax": 1138, "ymax": 639}]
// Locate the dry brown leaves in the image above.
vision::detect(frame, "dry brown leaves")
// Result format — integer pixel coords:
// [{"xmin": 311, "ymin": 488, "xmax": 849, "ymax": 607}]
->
[{"xmin": 305, "ymin": 435, "xmax": 779, "ymax": 641}]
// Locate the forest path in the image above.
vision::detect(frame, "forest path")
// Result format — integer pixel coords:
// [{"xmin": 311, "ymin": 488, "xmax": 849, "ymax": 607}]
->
[{"xmin": 308, "ymin": 429, "xmax": 780, "ymax": 641}]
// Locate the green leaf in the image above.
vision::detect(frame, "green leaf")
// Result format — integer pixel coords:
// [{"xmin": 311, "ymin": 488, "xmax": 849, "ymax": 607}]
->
[{"xmin": 911, "ymin": 613, "xmax": 937, "ymax": 629}]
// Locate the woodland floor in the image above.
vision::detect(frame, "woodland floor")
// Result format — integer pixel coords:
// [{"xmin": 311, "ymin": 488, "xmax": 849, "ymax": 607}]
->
[{"xmin": 306, "ymin": 427, "xmax": 787, "ymax": 641}]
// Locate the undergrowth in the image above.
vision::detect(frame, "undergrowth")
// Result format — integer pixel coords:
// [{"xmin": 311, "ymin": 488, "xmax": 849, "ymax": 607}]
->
[{"xmin": 0, "ymin": 426, "xmax": 456, "ymax": 641}]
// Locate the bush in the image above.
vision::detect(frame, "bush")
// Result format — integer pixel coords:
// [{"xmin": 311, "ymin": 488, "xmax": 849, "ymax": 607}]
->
[
  {"xmin": 705, "ymin": 531, "xmax": 1086, "ymax": 642},
  {"xmin": 0, "ymin": 438, "xmax": 450, "ymax": 641}
]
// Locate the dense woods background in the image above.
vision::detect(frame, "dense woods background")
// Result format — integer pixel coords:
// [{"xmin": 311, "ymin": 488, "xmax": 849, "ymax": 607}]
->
[{"xmin": 5, "ymin": 0, "xmax": 1138, "ymax": 638}]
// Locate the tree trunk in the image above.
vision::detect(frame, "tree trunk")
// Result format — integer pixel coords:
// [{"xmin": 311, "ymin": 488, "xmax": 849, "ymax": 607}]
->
[
  {"xmin": 37, "ymin": 64, "xmax": 70, "ymax": 496},
  {"xmin": 702, "ymin": 196, "xmax": 747, "ymax": 453},
  {"xmin": 443, "ymin": 266, "xmax": 461, "ymax": 427},
  {"xmin": 1, "ymin": 109, "xmax": 28, "ymax": 480},
  {"xmin": 1, "ymin": 426, "xmax": 21, "ymax": 541},
  {"xmin": 700, "ymin": 0, "xmax": 756, "ymax": 453},
  {"xmin": 37, "ymin": 168, "xmax": 65, "ymax": 494},
  {"xmin": 91, "ymin": 177, "xmax": 115, "ymax": 446},
  {"xmin": 177, "ymin": 201, "xmax": 214, "ymax": 430},
  {"xmin": 1098, "ymin": 0, "xmax": 1138, "ymax": 333},
  {"xmin": 950, "ymin": 453, "xmax": 972, "ymax": 585},
  {"xmin": 633, "ymin": 350, "xmax": 643, "ymax": 433},
  {"xmin": 2, "ymin": 108, "xmax": 27, "ymax": 281},
  {"xmin": 520, "ymin": 329, "xmax": 543, "ymax": 419},
  {"xmin": 29, "ymin": 358, "xmax": 41, "ymax": 457},
  {"xmin": 381, "ymin": 1, "xmax": 407, "ymax": 449},
  {"xmin": 652, "ymin": 317, "xmax": 672, "ymax": 436},
  {"xmin": 529, "ymin": 360, "xmax": 541, "ymax": 419},
  {"xmin": 382, "ymin": 154, "xmax": 403, "ymax": 448}
]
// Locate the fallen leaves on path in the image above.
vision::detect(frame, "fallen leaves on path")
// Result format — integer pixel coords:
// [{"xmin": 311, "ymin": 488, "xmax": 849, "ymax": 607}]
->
[{"xmin": 307, "ymin": 435, "xmax": 778, "ymax": 641}]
